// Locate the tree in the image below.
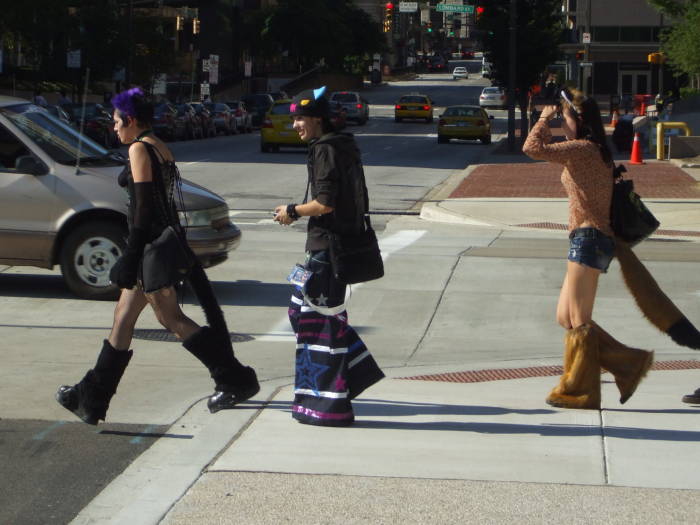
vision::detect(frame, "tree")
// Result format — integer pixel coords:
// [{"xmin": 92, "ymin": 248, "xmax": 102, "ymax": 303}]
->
[
  {"xmin": 659, "ymin": 2, "xmax": 700, "ymax": 91},
  {"xmin": 647, "ymin": 0, "xmax": 699, "ymax": 17},
  {"xmin": 257, "ymin": 0, "xmax": 385, "ymax": 73},
  {"xmin": 476, "ymin": 0, "xmax": 563, "ymax": 139}
]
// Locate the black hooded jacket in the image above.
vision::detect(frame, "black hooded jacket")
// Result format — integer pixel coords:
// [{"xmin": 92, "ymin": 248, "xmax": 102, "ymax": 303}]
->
[{"xmin": 305, "ymin": 132, "xmax": 369, "ymax": 251}]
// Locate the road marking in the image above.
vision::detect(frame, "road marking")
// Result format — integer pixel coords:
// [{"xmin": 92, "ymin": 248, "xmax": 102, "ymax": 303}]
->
[
  {"xmin": 180, "ymin": 159, "xmax": 211, "ymax": 166},
  {"xmin": 257, "ymin": 229, "xmax": 427, "ymax": 342},
  {"xmin": 33, "ymin": 421, "xmax": 67, "ymax": 440}
]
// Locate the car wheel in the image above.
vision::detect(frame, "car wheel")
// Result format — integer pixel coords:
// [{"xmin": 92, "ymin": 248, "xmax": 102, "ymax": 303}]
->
[
  {"xmin": 480, "ymin": 135, "xmax": 492, "ymax": 145},
  {"xmin": 437, "ymin": 135, "xmax": 449, "ymax": 144},
  {"xmin": 60, "ymin": 221, "xmax": 126, "ymax": 300}
]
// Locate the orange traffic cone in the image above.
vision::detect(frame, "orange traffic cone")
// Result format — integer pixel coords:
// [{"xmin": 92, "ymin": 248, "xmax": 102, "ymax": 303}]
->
[
  {"xmin": 629, "ymin": 132, "xmax": 644, "ymax": 165},
  {"xmin": 610, "ymin": 109, "xmax": 619, "ymax": 128}
]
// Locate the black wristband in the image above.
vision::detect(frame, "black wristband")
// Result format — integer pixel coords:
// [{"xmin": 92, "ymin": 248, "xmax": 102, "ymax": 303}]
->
[{"xmin": 286, "ymin": 203, "xmax": 300, "ymax": 220}]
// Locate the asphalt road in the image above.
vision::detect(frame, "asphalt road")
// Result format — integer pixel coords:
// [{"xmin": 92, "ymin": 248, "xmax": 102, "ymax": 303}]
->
[{"xmin": 0, "ymin": 69, "xmax": 531, "ymax": 524}]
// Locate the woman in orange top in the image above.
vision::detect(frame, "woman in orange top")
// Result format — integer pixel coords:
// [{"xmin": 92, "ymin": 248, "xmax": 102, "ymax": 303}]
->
[{"xmin": 523, "ymin": 88, "xmax": 653, "ymax": 410}]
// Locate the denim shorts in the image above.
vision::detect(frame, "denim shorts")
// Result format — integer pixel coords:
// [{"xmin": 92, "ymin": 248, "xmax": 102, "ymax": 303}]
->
[{"xmin": 567, "ymin": 227, "xmax": 615, "ymax": 272}]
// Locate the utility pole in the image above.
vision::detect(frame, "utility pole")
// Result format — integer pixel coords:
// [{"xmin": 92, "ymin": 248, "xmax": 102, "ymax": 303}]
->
[{"xmin": 507, "ymin": 0, "xmax": 516, "ymax": 152}]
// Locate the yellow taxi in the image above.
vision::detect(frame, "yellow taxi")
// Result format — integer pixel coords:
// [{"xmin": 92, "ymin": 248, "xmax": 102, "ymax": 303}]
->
[
  {"xmin": 437, "ymin": 105, "xmax": 492, "ymax": 144},
  {"xmin": 260, "ymin": 99, "xmax": 305, "ymax": 152},
  {"xmin": 394, "ymin": 93, "xmax": 434, "ymax": 123}
]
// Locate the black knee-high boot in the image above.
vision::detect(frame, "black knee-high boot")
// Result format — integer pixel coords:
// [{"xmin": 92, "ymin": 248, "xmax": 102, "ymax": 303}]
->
[
  {"xmin": 56, "ymin": 340, "xmax": 133, "ymax": 425},
  {"xmin": 182, "ymin": 326, "xmax": 259, "ymax": 413}
]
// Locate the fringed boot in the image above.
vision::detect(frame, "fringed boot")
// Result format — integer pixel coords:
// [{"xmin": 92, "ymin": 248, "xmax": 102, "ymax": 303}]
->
[
  {"xmin": 591, "ymin": 322, "xmax": 654, "ymax": 404},
  {"xmin": 56, "ymin": 340, "xmax": 133, "ymax": 425},
  {"xmin": 546, "ymin": 324, "xmax": 601, "ymax": 410},
  {"xmin": 183, "ymin": 326, "xmax": 259, "ymax": 413}
]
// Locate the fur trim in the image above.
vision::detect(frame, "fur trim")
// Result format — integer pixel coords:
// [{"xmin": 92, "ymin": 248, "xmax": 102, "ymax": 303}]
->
[
  {"xmin": 615, "ymin": 241, "xmax": 700, "ymax": 349},
  {"xmin": 591, "ymin": 322, "xmax": 654, "ymax": 404},
  {"xmin": 546, "ymin": 324, "xmax": 601, "ymax": 409}
]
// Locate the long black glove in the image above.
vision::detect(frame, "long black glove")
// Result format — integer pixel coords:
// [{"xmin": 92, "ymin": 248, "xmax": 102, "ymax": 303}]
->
[{"xmin": 110, "ymin": 181, "xmax": 154, "ymax": 289}]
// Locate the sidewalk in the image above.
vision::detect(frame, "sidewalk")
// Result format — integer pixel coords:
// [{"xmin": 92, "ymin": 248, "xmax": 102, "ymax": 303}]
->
[{"xmin": 72, "ymin": 138, "xmax": 700, "ymax": 525}]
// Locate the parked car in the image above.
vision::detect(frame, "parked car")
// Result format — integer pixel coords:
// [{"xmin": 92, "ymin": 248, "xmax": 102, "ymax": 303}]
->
[
  {"xmin": 437, "ymin": 105, "xmax": 492, "ymax": 144},
  {"xmin": 0, "ymin": 95, "xmax": 241, "ymax": 299},
  {"xmin": 189, "ymin": 102, "xmax": 217, "ymax": 138},
  {"xmin": 452, "ymin": 66, "xmax": 468, "ymax": 80},
  {"xmin": 479, "ymin": 86, "xmax": 507, "ymax": 108},
  {"xmin": 204, "ymin": 102, "xmax": 235, "ymax": 135},
  {"xmin": 153, "ymin": 103, "xmax": 179, "ymax": 141},
  {"xmin": 260, "ymin": 99, "xmax": 305, "ymax": 153},
  {"xmin": 394, "ymin": 93, "xmax": 434, "ymax": 123},
  {"xmin": 241, "ymin": 93, "xmax": 274, "ymax": 127},
  {"xmin": 175, "ymin": 103, "xmax": 203, "ymax": 140},
  {"xmin": 62, "ymin": 103, "xmax": 119, "ymax": 148},
  {"xmin": 461, "ymin": 50, "xmax": 475, "ymax": 59},
  {"xmin": 225, "ymin": 101, "xmax": 253, "ymax": 133},
  {"xmin": 329, "ymin": 91, "xmax": 369, "ymax": 125}
]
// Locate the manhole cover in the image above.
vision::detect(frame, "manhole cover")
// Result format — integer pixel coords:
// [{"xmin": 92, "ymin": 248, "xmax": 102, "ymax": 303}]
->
[{"xmin": 132, "ymin": 329, "xmax": 254, "ymax": 343}]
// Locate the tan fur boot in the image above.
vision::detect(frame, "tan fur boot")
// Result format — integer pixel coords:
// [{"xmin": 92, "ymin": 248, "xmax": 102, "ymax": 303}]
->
[
  {"xmin": 591, "ymin": 322, "xmax": 654, "ymax": 404},
  {"xmin": 546, "ymin": 324, "xmax": 601, "ymax": 410}
]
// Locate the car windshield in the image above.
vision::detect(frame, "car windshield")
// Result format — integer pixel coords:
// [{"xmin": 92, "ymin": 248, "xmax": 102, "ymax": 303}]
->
[
  {"xmin": 331, "ymin": 93, "xmax": 358, "ymax": 103},
  {"xmin": 0, "ymin": 103, "xmax": 118, "ymax": 166},
  {"xmin": 444, "ymin": 107, "xmax": 482, "ymax": 117},
  {"xmin": 399, "ymin": 96, "xmax": 428, "ymax": 103},
  {"xmin": 270, "ymin": 103, "xmax": 291, "ymax": 116},
  {"xmin": 453, "ymin": 68, "xmax": 466, "ymax": 72},
  {"xmin": 483, "ymin": 88, "xmax": 501, "ymax": 94}
]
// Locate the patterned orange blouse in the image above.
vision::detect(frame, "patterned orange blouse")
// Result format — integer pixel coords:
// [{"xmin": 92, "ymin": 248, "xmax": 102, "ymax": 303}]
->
[{"xmin": 523, "ymin": 120, "xmax": 614, "ymax": 237}]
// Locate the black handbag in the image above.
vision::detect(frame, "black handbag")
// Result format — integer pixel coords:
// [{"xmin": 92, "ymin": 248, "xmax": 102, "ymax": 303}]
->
[
  {"xmin": 610, "ymin": 164, "xmax": 660, "ymax": 246},
  {"xmin": 328, "ymin": 215, "xmax": 384, "ymax": 284},
  {"xmin": 141, "ymin": 225, "xmax": 196, "ymax": 292}
]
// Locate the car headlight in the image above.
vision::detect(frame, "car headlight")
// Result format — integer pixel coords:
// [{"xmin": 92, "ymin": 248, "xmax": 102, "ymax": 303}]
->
[{"xmin": 178, "ymin": 204, "xmax": 229, "ymax": 228}]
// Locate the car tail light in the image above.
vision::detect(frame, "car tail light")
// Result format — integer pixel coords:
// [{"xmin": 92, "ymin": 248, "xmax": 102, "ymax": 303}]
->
[
  {"xmin": 262, "ymin": 119, "xmax": 273, "ymax": 128},
  {"xmin": 422, "ymin": 105, "xmax": 430, "ymax": 111},
  {"xmin": 480, "ymin": 95, "xmax": 486, "ymax": 99},
  {"xmin": 356, "ymin": 103, "xmax": 362, "ymax": 109},
  {"xmin": 395, "ymin": 104, "xmax": 402, "ymax": 110}
]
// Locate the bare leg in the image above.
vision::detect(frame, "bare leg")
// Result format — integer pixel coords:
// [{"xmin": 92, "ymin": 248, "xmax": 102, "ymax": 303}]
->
[
  {"xmin": 145, "ymin": 286, "xmax": 199, "ymax": 340},
  {"xmin": 109, "ymin": 287, "xmax": 149, "ymax": 350},
  {"xmin": 558, "ymin": 260, "xmax": 601, "ymax": 329}
]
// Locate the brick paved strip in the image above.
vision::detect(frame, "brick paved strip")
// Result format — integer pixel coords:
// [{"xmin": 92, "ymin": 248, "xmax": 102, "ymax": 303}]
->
[
  {"xmin": 450, "ymin": 163, "xmax": 700, "ymax": 199},
  {"xmin": 400, "ymin": 360, "xmax": 700, "ymax": 383}
]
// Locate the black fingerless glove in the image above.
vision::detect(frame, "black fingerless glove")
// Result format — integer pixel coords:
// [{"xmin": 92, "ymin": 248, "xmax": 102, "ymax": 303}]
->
[{"xmin": 110, "ymin": 226, "xmax": 149, "ymax": 289}]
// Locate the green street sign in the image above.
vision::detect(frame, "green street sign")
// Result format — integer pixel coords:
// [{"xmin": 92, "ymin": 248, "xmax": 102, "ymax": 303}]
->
[{"xmin": 436, "ymin": 3, "xmax": 474, "ymax": 13}]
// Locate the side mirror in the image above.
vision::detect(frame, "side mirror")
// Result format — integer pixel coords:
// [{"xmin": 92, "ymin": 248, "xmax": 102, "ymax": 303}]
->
[{"xmin": 15, "ymin": 155, "xmax": 48, "ymax": 175}]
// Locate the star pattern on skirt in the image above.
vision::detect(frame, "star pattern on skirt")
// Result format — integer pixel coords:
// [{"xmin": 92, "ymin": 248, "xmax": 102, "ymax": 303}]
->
[
  {"xmin": 296, "ymin": 344, "xmax": 330, "ymax": 396},
  {"xmin": 334, "ymin": 375, "xmax": 347, "ymax": 392},
  {"xmin": 315, "ymin": 293, "xmax": 328, "ymax": 306}
]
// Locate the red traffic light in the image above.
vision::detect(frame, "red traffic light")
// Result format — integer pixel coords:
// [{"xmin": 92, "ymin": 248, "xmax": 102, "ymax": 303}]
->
[
  {"xmin": 476, "ymin": 6, "xmax": 485, "ymax": 14},
  {"xmin": 386, "ymin": 2, "xmax": 394, "ymax": 8}
]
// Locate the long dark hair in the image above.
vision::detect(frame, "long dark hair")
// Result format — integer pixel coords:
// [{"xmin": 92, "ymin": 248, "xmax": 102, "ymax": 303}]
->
[{"xmin": 566, "ymin": 88, "xmax": 613, "ymax": 165}]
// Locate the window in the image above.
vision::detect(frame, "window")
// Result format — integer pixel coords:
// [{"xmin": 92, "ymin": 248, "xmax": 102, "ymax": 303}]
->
[
  {"xmin": 591, "ymin": 26, "xmax": 619, "ymax": 42},
  {"xmin": 0, "ymin": 124, "xmax": 31, "ymax": 172},
  {"xmin": 271, "ymin": 103, "xmax": 291, "ymax": 115},
  {"xmin": 331, "ymin": 93, "xmax": 359, "ymax": 103},
  {"xmin": 620, "ymin": 26, "xmax": 652, "ymax": 42},
  {"xmin": 399, "ymin": 96, "xmax": 428, "ymax": 103}
]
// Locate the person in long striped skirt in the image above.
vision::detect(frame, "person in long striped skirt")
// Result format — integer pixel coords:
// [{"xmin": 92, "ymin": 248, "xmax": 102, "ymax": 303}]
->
[{"xmin": 274, "ymin": 87, "xmax": 384, "ymax": 426}]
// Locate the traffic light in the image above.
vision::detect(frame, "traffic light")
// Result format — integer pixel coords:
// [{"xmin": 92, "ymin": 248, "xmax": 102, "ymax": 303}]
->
[
  {"xmin": 426, "ymin": 22, "xmax": 433, "ymax": 33},
  {"xmin": 383, "ymin": 2, "xmax": 393, "ymax": 33},
  {"xmin": 575, "ymin": 49, "xmax": 584, "ymax": 60},
  {"xmin": 476, "ymin": 6, "xmax": 485, "ymax": 19},
  {"xmin": 176, "ymin": 15, "xmax": 184, "ymax": 31},
  {"xmin": 193, "ymin": 17, "xmax": 200, "ymax": 34},
  {"xmin": 648, "ymin": 52, "xmax": 665, "ymax": 64}
]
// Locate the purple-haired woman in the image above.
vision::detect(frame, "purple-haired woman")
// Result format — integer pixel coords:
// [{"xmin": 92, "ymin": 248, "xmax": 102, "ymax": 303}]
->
[{"xmin": 56, "ymin": 88, "xmax": 259, "ymax": 425}]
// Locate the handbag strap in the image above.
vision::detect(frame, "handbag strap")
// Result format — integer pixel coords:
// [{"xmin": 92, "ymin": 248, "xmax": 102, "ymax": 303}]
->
[{"xmin": 612, "ymin": 162, "xmax": 627, "ymax": 180}]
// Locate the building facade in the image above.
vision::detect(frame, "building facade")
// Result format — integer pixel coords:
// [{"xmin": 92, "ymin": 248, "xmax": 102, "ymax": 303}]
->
[{"xmin": 560, "ymin": 0, "xmax": 675, "ymax": 98}]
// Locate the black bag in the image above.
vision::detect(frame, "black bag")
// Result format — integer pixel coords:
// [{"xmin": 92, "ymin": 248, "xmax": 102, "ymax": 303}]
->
[
  {"xmin": 141, "ymin": 225, "xmax": 196, "ymax": 292},
  {"xmin": 328, "ymin": 215, "xmax": 384, "ymax": 285},
  {"xmin": 610, "ymin": 164, "xmax": 660, "ymax": 246}
]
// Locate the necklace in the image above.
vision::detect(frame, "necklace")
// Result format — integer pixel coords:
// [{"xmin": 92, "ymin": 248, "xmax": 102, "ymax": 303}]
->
[{"xmin": 134, "ymin": 129, "xmax": 153, "ymax": 142}]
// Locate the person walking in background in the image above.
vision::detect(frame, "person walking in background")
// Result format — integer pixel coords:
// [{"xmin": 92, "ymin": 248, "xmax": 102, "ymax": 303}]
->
[
  {"xmin": 273, "ymin": 86, "xmax": 384, "ymax": 426},
  {"xmin": 523, "ymin": 87, "xmax": 654, "ymax": 410},
  {"xmin": 56, "ymin": 87, "xmax": 258, "ymax": 425}
]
